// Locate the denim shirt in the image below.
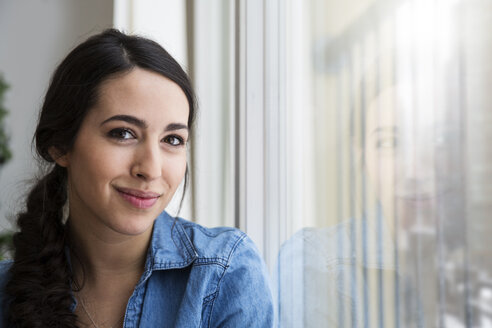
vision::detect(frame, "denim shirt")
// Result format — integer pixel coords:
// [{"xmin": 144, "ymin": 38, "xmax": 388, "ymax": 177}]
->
[
  {"xmin": 274, "ymin": 218, "xmax": 395, "ymax": 327},
  {"xmin": 0, "ymin": 211, "xmax": 274, "ymax": 327}
]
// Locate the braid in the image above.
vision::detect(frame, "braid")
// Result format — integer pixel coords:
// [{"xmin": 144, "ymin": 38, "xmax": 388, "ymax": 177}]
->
[{"xmin": 6, "ymin": 165, "xmax": 77, "ymax": 327}]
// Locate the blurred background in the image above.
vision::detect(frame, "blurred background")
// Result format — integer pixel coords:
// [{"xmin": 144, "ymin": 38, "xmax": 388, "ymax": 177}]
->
[{"xmin": 1, "ymin": 0, "xmax": 491, "ymax": 327}]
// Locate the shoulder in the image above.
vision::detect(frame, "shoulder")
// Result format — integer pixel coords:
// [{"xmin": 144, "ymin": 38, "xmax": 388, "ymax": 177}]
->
[
  {"xmin": 176, "ymin": 219, "xmax": 274, "ymax": 327},
  {"xmin": 0, "ymin": 260, "xmax": 12, "ymax": 290},
  {"xmin": 0, "ymin": 260, "xmax": 11, "ymax": 273},
  {"xmin": 149, "ymin": 212, "xmax": 260, "ymax": 269},
  {"xmin": 151, "ymin": 214, "xmax": 273, "ymax": 326},
  {"xmin": 175, "ymin": 217, "xmax": 249, "ymax": 264},
  {"xmin": 194, "ymin": 222, "xmax": 273, "ymax": 326},
  {"xmin": 177, "ymin": 218, "xmax": 268, "ymax": 286},
  {"xmin": 0, "ymin": 260, "xmax": 12, "ymax": 323}
]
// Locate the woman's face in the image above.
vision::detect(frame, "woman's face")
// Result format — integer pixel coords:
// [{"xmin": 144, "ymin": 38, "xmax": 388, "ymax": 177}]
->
[
  {"xmin": 57, "ymin": 68, "xmax": 189, "ymax": 239},
  {"xmin": 364, "ymin": 85, "xmax": 450, "ymax": 229}
]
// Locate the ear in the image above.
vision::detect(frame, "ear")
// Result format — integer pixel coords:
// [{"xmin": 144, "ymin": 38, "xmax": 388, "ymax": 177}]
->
[{"xmin": 48, "ymin": 146, "xmax": 70, "ymax": 167}]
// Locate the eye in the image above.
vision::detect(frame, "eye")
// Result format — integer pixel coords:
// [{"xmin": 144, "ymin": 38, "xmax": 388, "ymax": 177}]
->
[
  {"xmin": 163, "ymin": 135, "xmax": 185, "ymax": 147},
  {"xmin": 376, "ymin": 137, "xmax": 398, "ymax": 149},
  {"xmin": 107, "ymin": 128, "xmax": 136, "ymax": 140}
]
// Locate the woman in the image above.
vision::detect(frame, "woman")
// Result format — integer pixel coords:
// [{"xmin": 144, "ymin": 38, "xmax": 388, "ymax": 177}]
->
[{"xmin": 0, "ymin": 29, "xmax": 273, "ymax": 327}]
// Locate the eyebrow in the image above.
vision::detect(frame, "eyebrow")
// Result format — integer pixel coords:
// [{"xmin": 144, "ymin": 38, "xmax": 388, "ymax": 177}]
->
[
  {"xmin": 371, "ymin": 126, "xmax": 398, "ymax": 135},
  {"xmin": 100, "ymin": 114, "xmax": 188, "ymax": 132}
]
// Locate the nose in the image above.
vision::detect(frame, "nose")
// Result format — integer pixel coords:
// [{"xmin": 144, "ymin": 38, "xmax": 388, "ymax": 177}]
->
[
  {"xmin": 396, "ymin": 139, "xmax": 436, "ymax": 197},
  {"xmin": 131, "ymin": 141, "xmax": 162, "ymax": 181}
]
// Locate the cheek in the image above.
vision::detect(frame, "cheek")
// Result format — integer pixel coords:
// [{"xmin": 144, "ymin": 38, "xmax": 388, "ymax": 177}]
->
[
  {"xmin": 69, "ymin": 142, "xmax": 128, "ymax": 188},
  {"xmin": 69, "ymin": 155, "xmax": 106, "ymax": 194},
  {"xmin": 163, "ymin": 154, "xmax": 187, "ymax": 187}
]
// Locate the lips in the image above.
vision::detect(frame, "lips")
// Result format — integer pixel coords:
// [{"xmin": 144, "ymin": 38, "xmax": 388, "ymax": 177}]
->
[{"xmin": 115, "ymin": 187, "xmax": 161, "ymax": 209}]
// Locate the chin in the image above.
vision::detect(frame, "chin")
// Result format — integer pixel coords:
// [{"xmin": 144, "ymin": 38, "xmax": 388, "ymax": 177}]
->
[
  {"xmin": 114, "ymin": 225, "xmax": 153, "ymax": 237},
  {"xmin": 110, "ymin": 214, "xmax": 158, "ymax": 236}
]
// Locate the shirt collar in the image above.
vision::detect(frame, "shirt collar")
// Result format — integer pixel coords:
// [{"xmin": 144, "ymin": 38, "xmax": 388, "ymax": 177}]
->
[{"xmin": 144, "ymin": 211, "xmax": 198, "ymax": 272}]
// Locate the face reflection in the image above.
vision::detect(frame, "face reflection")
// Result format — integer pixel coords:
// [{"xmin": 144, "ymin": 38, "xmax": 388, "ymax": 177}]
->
[
  {"xmin": 57, "ymin": 68, "xmax": 189, "ymax": 238},
  {"xmin": 364, "ymin": 85, "xmax": 449, "ymax": 229}
]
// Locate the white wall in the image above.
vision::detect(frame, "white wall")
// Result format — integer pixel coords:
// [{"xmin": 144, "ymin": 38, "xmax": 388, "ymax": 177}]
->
[
  {"xmin": 0, "ymin": 0, "xmax": 114, "ymax": 231},
  {"xmin": 114, "ymin": 0, "xmax": 187, "ymax": 67}
]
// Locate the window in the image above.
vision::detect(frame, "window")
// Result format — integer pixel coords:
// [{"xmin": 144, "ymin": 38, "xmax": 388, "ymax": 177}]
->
[{"xmin": 193, "ymin": 0, "xmax": 492, "ymax": 326}]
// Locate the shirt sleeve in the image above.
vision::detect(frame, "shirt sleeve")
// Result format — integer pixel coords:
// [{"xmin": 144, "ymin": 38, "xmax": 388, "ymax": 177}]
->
[
  {"xmin": 0, "ymin": 260, "xmax": 13, "ymax": 327},
  {"xmin": 208, "ymin": 234, "xmax": 274, "ymax": 328}
]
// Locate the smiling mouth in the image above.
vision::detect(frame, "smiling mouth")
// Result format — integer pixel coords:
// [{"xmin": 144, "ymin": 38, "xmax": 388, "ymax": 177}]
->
[{"xmin": 115, "ymin": 187, "xmax": 161, "ymax": 209}]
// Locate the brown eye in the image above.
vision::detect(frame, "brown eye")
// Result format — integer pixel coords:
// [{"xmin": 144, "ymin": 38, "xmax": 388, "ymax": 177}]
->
[
  {"xmin": 108, "ymin": 128, "xmax": 136, "ymax": 140},
  {"xmin": 163, "ymin": 135, "xmax": 184, "ymax": 146}
]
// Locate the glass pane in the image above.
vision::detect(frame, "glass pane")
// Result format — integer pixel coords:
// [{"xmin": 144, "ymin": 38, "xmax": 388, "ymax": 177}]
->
[{"xmin": 272, "ymin": 0, "xmax": 492, "ymax": 327}]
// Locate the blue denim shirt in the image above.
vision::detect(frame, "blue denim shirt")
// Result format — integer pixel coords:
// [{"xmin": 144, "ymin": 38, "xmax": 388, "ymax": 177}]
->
[
  {"xmin": 0, "ymin": 211, "xmax": 274, "ymax": 327},
  {"xmin": 274, "ymin": 218, "xmax": 395, "ymax": 327}
]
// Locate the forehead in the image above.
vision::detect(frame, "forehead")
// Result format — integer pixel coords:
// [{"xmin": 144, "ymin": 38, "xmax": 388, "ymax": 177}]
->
[
  {"xmin": 366, "ymin": 86, "xmax": 398, "ymax": 132},
  {"xmin": 89, "ymin": 68, "xmax": 189, "ymax": 124},
  {"xmin": 366, "ymin": 84, "xmax": 437, "ymax": 132}
]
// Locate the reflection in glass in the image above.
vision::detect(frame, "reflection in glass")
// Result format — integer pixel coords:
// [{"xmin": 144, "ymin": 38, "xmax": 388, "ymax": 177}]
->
[{"xmin": 274, "ymin": 0, "xmax": 492, "ymax": 327}]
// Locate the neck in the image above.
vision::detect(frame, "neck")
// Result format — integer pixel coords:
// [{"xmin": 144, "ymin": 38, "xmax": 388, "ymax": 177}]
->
[{"xmin": 67, "ymin": 219, "xmax": 152, "ymax": 289}]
